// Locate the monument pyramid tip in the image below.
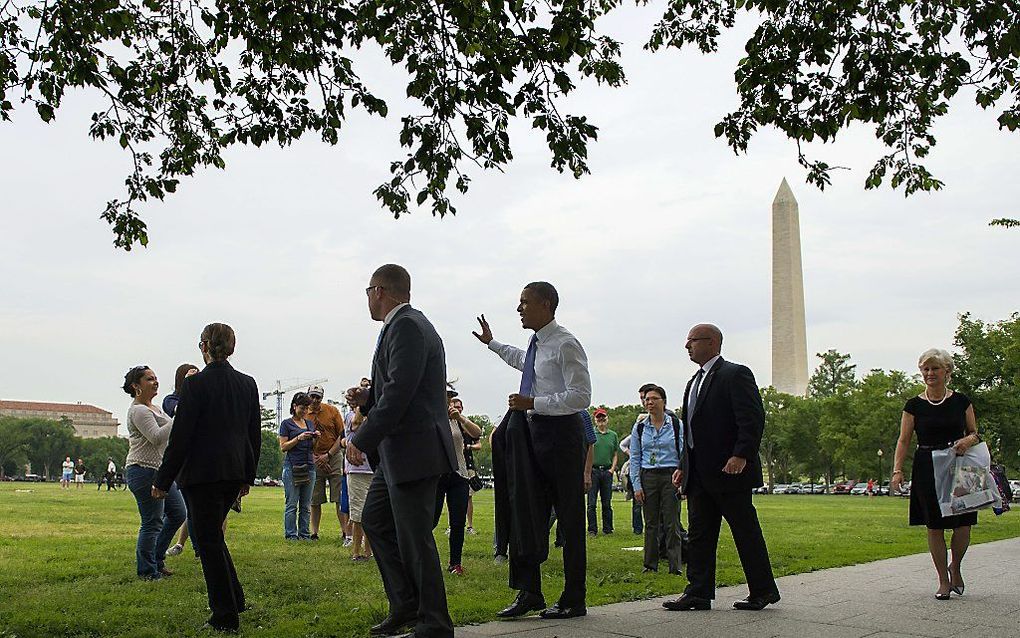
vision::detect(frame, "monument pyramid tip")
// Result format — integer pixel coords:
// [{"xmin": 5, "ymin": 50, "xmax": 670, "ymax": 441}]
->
[{"xmin": 773, "ymin": 177, "xmax": 796, "ymax": 204}]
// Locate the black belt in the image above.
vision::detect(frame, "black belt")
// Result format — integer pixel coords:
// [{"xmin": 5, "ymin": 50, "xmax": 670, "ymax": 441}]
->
[
  {"xmin": 641, "ymin": 467, "xmax": 677, "ymax": 474},
  {"xmin": 593, "ymin": 465, "xmax": 612, "ymax": 470},
  {"xmin": 918, "ymin": 442, "xmax": 954, "ymax": 451}
]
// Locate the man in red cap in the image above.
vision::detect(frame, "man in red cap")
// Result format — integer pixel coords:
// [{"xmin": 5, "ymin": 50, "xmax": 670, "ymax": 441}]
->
[{"xmin": 588, "ymin": 408, "xmax": 619, "ymax": 535}]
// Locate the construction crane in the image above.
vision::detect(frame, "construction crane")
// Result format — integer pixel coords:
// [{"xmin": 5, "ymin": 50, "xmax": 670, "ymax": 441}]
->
[{"xmin": 262, "ymin": 378, "xmax": 328, "ymax": 426}]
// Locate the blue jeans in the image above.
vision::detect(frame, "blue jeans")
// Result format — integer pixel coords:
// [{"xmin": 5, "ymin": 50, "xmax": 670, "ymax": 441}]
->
[
  {"xmin": 125, "ymin": 464, "xmax": 187, "ymax": 578},
  {"xmin": 283, "ymin": 464, "xmax": 316, "ymax": 539}
]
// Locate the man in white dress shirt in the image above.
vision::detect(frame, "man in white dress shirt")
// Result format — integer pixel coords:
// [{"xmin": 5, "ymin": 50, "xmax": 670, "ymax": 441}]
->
[{"xmin": 473, "ymin": 281, "xmax": 592, "ymax": 620}]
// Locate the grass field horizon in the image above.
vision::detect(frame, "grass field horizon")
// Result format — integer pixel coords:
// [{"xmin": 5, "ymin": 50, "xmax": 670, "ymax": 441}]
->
[{"xmin": 1, "ymin": 482, "xmax": 1016, "ymax": 637}]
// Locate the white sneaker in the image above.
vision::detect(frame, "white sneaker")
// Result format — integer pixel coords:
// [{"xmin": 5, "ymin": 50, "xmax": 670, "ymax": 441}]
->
[
  {"xmin": 342, "ymin": 536, "xmax": 353, "ymax": 547},
  {"xmin": 166, "ymin": 544, "xmax": 183, "ymax": 557},
  {"xmin": 444, "ymin": 527, "xmax": 451, "ymax": 536},
  {"xmin": 466, "ymin": 527, "xmax": 478, "ymax": 535}
]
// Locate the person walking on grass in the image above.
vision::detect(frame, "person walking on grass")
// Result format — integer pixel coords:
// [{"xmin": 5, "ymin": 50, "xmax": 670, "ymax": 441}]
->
[
  {"xmin": 153, "ymin": 323, "xmax": 262, "ymax": 633},
  {"xmin": 629, "ymin": 386, "xmax": 683, "ymax": 575}
]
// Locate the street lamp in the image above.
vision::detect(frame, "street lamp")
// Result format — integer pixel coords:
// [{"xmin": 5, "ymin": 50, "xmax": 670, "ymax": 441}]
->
[{"xmin": 877, "ymin": 449, "xmax": 884, "ymax": 495}]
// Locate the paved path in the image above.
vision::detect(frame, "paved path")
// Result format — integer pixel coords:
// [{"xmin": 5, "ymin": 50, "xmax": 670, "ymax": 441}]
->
[{"xmin": 456, "ymin": 537, "xmax": 1020, "ymax": 638}]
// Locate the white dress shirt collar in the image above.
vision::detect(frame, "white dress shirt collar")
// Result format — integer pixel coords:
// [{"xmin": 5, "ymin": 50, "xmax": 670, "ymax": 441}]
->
[
  {"xmin": 383, "ymin": 302, "xmax": 410, "ymax": 325},
  {"xmin": 533, "ymin": 319, "xmax": 559, "ymax": 342},
  {"xmin": 700, "ymin": 354, "xmax": 722, "ymax": 374}
]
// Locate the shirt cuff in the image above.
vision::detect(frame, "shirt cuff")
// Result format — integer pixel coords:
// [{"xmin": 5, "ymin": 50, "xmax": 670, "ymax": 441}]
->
[
  {"xmin": 532, "ymin": 396, "xmax": 549, "ymax": 413},
  {"xmin": 487, "ymin": 340, "xmax": 504, "ymax": 352}
]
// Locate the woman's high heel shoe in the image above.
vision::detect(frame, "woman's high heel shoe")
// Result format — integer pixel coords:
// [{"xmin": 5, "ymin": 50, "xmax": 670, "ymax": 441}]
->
[
  {"xmin": 948, "ymin": 564, "xmax": 965, "ymax": 596},
  {"xmin": 935, "ymin": 592, "xmax": 952, "ymax": 601}
]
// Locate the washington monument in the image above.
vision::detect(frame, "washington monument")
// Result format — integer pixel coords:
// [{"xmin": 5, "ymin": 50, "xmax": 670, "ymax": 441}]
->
[{"xmin": 772, "ymin": 178, "xmax": 809, "ymax": 396}]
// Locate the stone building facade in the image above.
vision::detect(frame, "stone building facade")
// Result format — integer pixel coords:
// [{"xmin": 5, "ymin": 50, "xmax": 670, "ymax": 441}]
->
[{"xmin": 0, "ymin": 400, "xmax": 120, "ymax": 438}]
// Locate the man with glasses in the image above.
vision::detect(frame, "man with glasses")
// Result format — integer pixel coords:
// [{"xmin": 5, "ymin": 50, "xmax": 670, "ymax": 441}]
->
[
  {"xmin": 663, "ymin": 324, "xmax": 779, "ymax": 612},
  {"xmin": 588, "ymin": 408, "xmax": 618, "ymax": 536},
  {"xmin": 346, "ymin": 264, "xmax": 456, "ymax": 638}
]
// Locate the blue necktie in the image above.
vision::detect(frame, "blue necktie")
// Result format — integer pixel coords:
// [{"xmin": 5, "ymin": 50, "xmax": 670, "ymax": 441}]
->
[{"xmin": 519, "ymin": 334, "xmax": 538, "ymax": 396}]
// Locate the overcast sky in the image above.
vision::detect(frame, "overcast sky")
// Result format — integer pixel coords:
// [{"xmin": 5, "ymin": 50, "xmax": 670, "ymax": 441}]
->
[{"xmin": 2, "ymin": 10, "xmax": 1017, "ymax": 433}]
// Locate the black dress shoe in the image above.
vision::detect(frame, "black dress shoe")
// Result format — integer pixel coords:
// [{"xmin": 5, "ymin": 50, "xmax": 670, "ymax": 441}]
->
[
  {"xmin": 539, "ymin": 603, "xmax": 587, "ymax": 619},
  {"xmin": 732, "ymin": 590, "xmax": 781, "ymax": 610},
  {"xmin": 662, "ymin": 594, "xmax": 711, "ymax": 611},
  {"xmin": 369, "ymin": 612, "xmax": 417, "ymax": 636},
  {"xmin": 496, "ymin": 591, "xmax": 546, "ymax": 618},
  {"xmin": 201, "ymin": 621, "xmax": 238, "ymax": 633}
]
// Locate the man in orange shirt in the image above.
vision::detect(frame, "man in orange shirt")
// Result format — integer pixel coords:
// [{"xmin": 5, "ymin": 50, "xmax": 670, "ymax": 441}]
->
[{"xmin": 307, "ymin": 385, "xmax": 349, "ymax": 542}]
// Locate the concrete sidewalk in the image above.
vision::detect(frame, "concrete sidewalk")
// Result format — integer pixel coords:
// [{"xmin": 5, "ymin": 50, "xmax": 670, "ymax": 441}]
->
[{"xmin": 456, "ymin": 537, "xmax": 1020, "ymax": 638}]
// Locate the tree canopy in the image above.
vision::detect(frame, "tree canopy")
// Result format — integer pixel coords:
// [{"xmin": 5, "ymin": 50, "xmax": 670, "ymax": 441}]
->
[{"xmin": 3, "ymin": 0, "xmax": 1017, "ymax": 248}]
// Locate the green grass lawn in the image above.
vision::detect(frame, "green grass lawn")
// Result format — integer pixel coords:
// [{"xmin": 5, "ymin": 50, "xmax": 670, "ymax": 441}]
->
[{"xmin": 0, "ymin": 482, "xmax": 1016, "ymax": 637}]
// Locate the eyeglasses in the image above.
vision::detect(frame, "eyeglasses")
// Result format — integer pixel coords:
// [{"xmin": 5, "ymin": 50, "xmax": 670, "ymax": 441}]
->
[
  {"xmin": 594, "ymin": 415, "xmax": 607, "ymax": 420},
  {"xmin": 686, "ymin": 337, "xmax": 710, "ymax": 345},
  {"xmin": 365, "ymin": 285, "xmax": 386, "ymax": 295}
]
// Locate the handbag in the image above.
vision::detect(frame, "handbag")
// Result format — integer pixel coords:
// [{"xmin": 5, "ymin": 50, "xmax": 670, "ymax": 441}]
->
[
  {"xmin": 290, "ymin": 463, "xmax": 312, "ymax": 486},
  {"xmin": 932, "ymin": 442, "xmax": 1000, "ymax": 517}
]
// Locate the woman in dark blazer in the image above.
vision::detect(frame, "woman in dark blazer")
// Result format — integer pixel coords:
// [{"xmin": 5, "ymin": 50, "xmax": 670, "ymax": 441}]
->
[{"xmin": 153, "ymin": 323, "xmax": 261, "ymax": 633}]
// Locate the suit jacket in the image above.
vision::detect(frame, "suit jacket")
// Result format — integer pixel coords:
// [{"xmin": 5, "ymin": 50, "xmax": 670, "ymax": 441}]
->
[
  {"xmin": 680, "ymin": 357, "xmax": 765, "ymax": 494},
  {"xmin": 352, "ymin": 305, "xmax": 456, "ymax": 484},
  {"xmin": 154, "ymin": 360, "xmax": 262, "ymax": 491}
]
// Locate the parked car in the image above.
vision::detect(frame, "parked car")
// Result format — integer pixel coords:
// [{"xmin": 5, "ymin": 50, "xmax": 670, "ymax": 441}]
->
[
  {"xmin": 850, "ymin": 483, "xmax": 869, "ymax": 495},
  {"xmin": 260, "ymin": 477, "xmax": 281, "ymax": 487},
  {"xmin": 772, "ymin": 484, "xmax": 791, "ymax": 494},
  {"xmin": 832, "ymin": 481, "xmax": 856, "ymax": 494},
  {"xmin": 1008, "ymin": 480, "xmax": 1020, "ymax": 503},
  {"xmin": 808, "ymin": 483, "xmax": 827, "ymax": 494},
  {"xmin": 878, "ymin": 482, "xmax": 891, "ymax": 496},
  {"xmin": 753, "ymin": 485, "xmax": 769, "ymax": 494}
]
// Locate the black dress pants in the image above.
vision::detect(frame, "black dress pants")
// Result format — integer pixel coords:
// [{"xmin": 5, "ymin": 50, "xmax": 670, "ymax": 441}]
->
[
  {"xmin": 361, "ymin": 464, "xmax": 453, "ymax": 638},
  {"xmin": 493, "ymin": 410, "xmax": 586, "ymax": 608},
  {"xmin": 180, "ymin": 481, "xmax": 245, "ymax": 630},
  {"xmin": 683, "ymin": 472, "xmax": 777, "ymax": 600}
]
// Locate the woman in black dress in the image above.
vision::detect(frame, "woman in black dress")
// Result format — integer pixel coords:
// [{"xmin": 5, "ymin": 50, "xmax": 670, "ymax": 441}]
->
[{"xmin": 891, "ymin": 348, "xmax": 980, "ymax": 600}]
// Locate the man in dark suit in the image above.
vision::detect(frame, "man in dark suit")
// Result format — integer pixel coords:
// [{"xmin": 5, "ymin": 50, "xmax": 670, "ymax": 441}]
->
[
  {"xmin": 346, "ymin": 264, "xmax": 456, "ymax": 638},
  {"xmin": 663, "ymin": 323, "xmax": 780, "ymax": 612},
  {"xmin": 153, "ymin": 323, "xmax": 261, "ymax": 632}
]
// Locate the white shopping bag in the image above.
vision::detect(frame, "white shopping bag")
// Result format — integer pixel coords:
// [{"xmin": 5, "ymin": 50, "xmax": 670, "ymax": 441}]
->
[{"xmin": 932, "ymin": 442, "xmax": 1001, "ymax": 517}]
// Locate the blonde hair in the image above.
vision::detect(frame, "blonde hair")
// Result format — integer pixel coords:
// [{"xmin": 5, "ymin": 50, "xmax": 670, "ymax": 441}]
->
[{"xmin": 918, "ymin": 348, "xmax": 954, "ymax": 377}]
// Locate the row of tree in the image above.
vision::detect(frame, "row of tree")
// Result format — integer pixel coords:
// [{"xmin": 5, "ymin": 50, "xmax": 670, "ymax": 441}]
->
[{"xmin": 0, "ymin": 417, "xmax": 128, "ymax": 480}]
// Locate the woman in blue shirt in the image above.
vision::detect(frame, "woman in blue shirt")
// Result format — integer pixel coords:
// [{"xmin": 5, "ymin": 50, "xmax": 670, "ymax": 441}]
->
[
  {"xmin": 278, "ymin": 392, "xmax": 318, "ymax": 540},
  {"xmin": 629, "ymin": 385, "xmax": 683, "ymax": 575}
]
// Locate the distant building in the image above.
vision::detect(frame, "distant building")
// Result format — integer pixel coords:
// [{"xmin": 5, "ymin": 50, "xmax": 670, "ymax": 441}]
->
[{"xmin": 0, "ymin": 400, "xmax": 120, "ymax": 438}]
